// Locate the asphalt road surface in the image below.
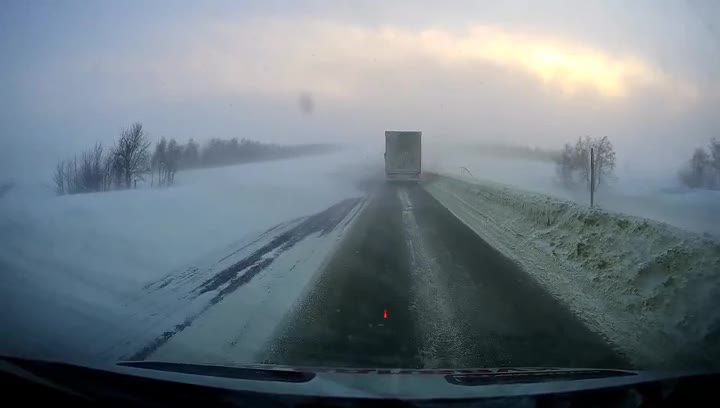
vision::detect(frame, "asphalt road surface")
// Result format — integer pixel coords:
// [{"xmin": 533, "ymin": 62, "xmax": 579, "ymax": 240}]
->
[{"xmin": 263, "ymin": 182, "xmax": 627, "ymax": 369}]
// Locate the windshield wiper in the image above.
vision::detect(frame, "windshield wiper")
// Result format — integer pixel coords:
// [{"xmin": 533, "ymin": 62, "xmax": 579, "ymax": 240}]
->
[
  {"xmin": 445, "ymin": 368, "xmax": 635, "ymax": 386},
  {"xmin": 118, "ymin": 361, "xmax": 314, "ymax": 382}
]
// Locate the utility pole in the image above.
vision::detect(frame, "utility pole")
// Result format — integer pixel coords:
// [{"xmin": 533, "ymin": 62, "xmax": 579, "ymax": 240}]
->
[{"xmin": 590, "ymin": 147, "xmax": 595, "ymax": 208}]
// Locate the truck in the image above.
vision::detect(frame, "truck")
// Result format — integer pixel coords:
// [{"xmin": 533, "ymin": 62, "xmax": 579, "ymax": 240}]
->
[{"xmin": 384, "ymin": 131, "xmax": 422, "ymax": 181}]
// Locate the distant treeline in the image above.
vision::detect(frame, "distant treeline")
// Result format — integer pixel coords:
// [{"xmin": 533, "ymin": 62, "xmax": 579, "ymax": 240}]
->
[
  {"xmin": 170, "ymin": 137, "xmax": 336, "ymax": 170},
  {"xmin": 463, "ymin": 143, "xmax": 560, "ymax": 162},
  {"xmin": 149, "ymin": 137, "xmax": 336, "ymax": 187},
  {"xmin": 53, "ymin": 122, "xmax": 337, "ymax": 195}
]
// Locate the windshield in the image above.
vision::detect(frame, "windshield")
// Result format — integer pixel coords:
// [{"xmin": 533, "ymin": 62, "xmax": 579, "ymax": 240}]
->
[{"xmin": 2, "ymin": 0, "xmax": 719, "ymax": 381}]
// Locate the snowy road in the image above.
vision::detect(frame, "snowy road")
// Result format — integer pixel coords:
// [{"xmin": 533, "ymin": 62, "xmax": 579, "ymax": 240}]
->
[
  {"xmin": 263, "ymin": 183, "xmax": 627, "ymax": 369},
  {"xmin": 3, "ymin": 151, "xmax": 714, "ymax": 368},
  {"xmin": 118, "ymin": 179, "xmax": 628, "ymax": 368}
]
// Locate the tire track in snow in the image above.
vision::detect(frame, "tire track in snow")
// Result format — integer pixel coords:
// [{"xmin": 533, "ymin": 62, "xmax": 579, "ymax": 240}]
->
[
  {"xmin": 127, "ymin": 197, "xmax": 363, "ymax": 360},
  {"xmin": 195, "ymin": 197, "xmax": 363, "ymax": 306},
  {"xmin": 398, "ymin": 187, "xmax": 469, "ymax": 367}
]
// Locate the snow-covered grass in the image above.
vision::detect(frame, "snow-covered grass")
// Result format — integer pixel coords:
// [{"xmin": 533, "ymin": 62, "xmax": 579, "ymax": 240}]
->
[
  {"xmin": 425, "ymin": 174, "xmax": 720, "ymax": 369},
  {"xmin": 0, "ymin": 150, "xmax": 373, "ymax": 362}
]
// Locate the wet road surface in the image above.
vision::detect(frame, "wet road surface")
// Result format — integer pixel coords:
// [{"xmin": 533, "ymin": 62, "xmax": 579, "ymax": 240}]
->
[{"xmin": 263, "ymin": 182, "xmax": 627, "ymax": 369}]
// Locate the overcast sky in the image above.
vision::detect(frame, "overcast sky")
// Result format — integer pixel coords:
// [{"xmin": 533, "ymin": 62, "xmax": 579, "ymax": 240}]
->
[{"xmin": 1, "ymin": 0, "xmax": 719, "ymax": 181}]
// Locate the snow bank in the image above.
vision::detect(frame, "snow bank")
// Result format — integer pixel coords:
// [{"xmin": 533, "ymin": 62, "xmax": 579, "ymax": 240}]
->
[
  {"xmin": 0, "ymin": 150, "xmax": 373, "ymax": 362},
  {"xmin": 424, "ymin": 174, "xmax": 720, "ymax": 369}
]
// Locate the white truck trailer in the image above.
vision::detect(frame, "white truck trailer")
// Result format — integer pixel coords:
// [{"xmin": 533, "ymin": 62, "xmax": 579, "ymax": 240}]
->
[{"xmin": 384, "ymin": 131, "xmax": 422, "ymax": 181}]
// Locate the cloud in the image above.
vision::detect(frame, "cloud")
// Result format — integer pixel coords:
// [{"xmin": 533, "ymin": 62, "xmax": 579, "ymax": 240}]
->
[
  {"xmin": 418, "ymin": 26, "xmax": 690, "ymax": 99},
  {"xmin": 86, "ymin": 18, "xmax": 698, "ymax": 107},
  {"xmin": 54, "ymin": 17, "xmax": 699, "ymax": 107}
]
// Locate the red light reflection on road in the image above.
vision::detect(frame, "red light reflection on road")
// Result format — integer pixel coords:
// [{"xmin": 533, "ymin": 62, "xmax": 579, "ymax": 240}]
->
[{"xmin": 383, "ymin": 309, "xmax": 388, "ymax": 319}]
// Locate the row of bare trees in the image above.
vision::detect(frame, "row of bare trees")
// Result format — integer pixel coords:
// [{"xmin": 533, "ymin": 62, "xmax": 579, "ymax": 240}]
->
[
  {"xmin": 53, "ymin": 123, "xmax": 337, "ymax": 195},
  {"xmin": 53, "ymin": 123, "xmax": 151, "ymax": 195},
  {"xmin": 678, "ymin": 138, "xmax": 720, "ymax": 190},
  {"xmin": 555, "ymin": 136, "xmax": 617, "ymax": 191}
]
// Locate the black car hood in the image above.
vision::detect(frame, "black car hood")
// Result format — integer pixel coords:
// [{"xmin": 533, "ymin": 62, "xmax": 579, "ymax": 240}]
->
[{"xmin": 2, "ymin": 356, "xmax": 717, "ymax": 406}]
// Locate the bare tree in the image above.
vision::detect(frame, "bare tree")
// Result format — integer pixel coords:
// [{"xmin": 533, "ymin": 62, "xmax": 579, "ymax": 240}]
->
[
  {"xmin": 183, "ymin": 138, "xmax": 200, "ymax": 168},
  {"xmin": 65, "ymin": 157, "xmax": 78, "ymax": 194},
  {"xmin": 709, "ymin": 138, "xmax": 720, "ymax": 187},
  {"xmin": 555, "ymin": 136, "xmax": 616, "ymax": 191},
  {"xmin": 574, "ymin": 136, "xmax": 592, "ymax": 187},
  {"xmin": 555, "ymin": 143, "xmax": 578, "ymax": 187},
  {"xmin": 112, "ymin": 153, "xmax": 124, "ymax": 187},
  {"xmin": 677, "ymin": 138, "xmax": 720, "ymax": 190},
  {"xmin": 150, "ymin": 137, "xmax": 182, "ymax": 187},
  {"xmin": 113, "ymin": 123, "xmax": 151, "ymax": 189},
  {"xmin": 589, "ymin": 136, "xmax": 616, "ymax": 190},
  {"xmin": 165, "ymin": 139, "xmax": 182, "ymax": 186},
  {"xmin": 679, "ymin": 147, "xmax": 712, "ymax": 189},
  {"xmin": 151, "ymin": 137, "xmax": 167, "ymax": 186},
  {"xmin": 78, "ymin": 143, "xmax": 104, "ymax": 193},
  {"xmin": 102, "ymin": 153, "xmax": 116, "ymax": 191},
  {"xmin": 53, "ymin": 160, "xmax": 67, "ymax": 195}
]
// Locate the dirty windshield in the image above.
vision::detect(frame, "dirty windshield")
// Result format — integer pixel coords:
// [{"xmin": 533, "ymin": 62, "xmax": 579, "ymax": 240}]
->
[{"xmin": 2, "ymin": 0, "xmax": 719, "ymax": 377}]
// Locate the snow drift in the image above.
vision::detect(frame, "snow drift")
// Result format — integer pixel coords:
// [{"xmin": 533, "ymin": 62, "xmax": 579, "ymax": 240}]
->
[
  {"xmin": 0, "ymin": 150, "xmax": 374, "ymax": 362},
  {"xmin": 424, "ymin": 174, "xmax": 720, "ymax": 369}
]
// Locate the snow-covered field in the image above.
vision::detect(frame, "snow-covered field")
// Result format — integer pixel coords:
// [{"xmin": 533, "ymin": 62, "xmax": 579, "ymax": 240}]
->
[
  {"xmin": 0, "ymin": 150, "xmax": 374, "ymax": 362},
  {"xmin": 425, "ymin": 174, "xmax": 720, "ymax": 369},
  {"xmin": 425, "ymin": 148, "xmax": 720, "ymax": 237}
]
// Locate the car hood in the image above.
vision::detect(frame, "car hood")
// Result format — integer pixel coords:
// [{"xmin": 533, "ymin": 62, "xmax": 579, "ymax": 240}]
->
[{"xmin": 3, "ymin": 356, "xmax": 705, "ymax": 401}]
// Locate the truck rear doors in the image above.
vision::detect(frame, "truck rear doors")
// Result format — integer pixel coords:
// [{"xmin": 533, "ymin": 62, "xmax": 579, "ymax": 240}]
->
[{"xmin": 385, "ymin": 131, "xmax": 421, "ymax": 180}]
